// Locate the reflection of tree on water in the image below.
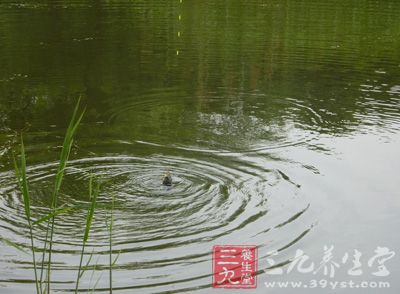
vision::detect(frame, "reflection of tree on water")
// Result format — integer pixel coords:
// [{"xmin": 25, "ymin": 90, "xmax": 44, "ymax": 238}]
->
[{"xmin": 0, "ymin": 0, "xmax": 399, "ymax": 139}]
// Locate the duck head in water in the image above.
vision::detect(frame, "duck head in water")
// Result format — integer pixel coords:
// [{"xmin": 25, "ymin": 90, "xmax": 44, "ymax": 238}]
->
[{"xmin": 162, "ymin": 171, "xmax": 172, "ymax": 186}]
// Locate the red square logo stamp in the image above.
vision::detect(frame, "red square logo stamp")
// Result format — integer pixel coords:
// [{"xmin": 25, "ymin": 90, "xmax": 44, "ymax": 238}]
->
[{"xmin": 212, "ymin": 245, "xmax": 257, "ymax": 289}]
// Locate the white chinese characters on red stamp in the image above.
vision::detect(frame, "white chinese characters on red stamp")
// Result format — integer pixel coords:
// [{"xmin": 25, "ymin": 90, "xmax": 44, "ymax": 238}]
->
[{"xmin": 212, "ymin": 245, "xmax": 257, "ymax": 289}]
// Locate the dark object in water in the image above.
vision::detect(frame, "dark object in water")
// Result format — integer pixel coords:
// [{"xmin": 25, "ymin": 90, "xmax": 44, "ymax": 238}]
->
[{"xmin": 162, "ymin": 171, "xmax": 172, "ymax": 186}]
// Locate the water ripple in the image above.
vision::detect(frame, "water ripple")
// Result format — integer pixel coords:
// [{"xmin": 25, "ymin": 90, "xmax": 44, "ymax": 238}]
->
[{"xmin": 0, "ymin": 152, "xmax": 310, "ymax": 291}]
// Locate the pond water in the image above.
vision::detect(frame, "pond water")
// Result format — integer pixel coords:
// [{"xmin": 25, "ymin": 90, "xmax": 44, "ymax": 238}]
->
[{"xmin": 0, "ymin": 0, "xmax": 399, "ymax": 293}]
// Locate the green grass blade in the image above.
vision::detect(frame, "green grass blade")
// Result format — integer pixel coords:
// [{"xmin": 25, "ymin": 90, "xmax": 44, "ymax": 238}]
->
[
  {"xmin": 90, "ymin": 272, "xmax": 103, "ymax": 294},
  {"xmin": 84, "ymin": 178, "xmax": 99, "ymax": 243},
  {"xmin": 0, "ymin": 237, "xmax": 28, "ymax": 254},
  {"xmin": 39, "ymin": 227, "xmax": 49, "ymax": 294},
  {"xmin": 75, "ymin": 177, "xmax": 99, "ymax": 293},
  {"xmin": 32, "ymin": 206, "xmax": 73, "ymax": 226},
  {"xmin": 79, "ymin": 249, "xmax": 95, "ymax": 279},
  {"xmin": 13, "ymin": 137, "xmax": 41, "ymax": 294},
  {"xmin": 44, "ymin": 98, "xmax": 85, "ymax": 292},
  {"xmin": 109, "ymin": 194, "xmax": 115, "ymax": 293},
  {"xmin": 112, "ymin": 251, "xmax": 120, "ymax": 267},
  {"xmin": 53, "ymin": 102, "xmax": 85, "ymax": 200},
  {"xmin": 13, "ymin": 138, "xmax": 30, "ymax": 220},
  {"xmin": 86, "ymin": 257, "xmax": 102, "ymax": 293}
]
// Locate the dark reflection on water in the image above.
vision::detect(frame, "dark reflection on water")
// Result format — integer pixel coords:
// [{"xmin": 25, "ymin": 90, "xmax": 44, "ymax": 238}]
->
[{"xmin": 0, "ymin": 0, "xmax": 400, "ymax": 293}]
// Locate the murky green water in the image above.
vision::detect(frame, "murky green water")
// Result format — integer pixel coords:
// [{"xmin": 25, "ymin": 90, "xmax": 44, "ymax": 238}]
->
[{"xmin": 0, "ymin": 0, "xmax": 399, "ymax": 293}]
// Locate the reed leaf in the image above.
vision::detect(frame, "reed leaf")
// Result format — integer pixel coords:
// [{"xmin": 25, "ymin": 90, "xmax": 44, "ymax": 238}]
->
[
  {"xmin": 32, "ymin": 206, "xmax": 73, "ymax": 226},
  {"xmin": 53, "ymin": 98, "xmax": 85, "ymax": 205},
  {"xmin": 0, "ymin": 237, "xmax": 28, "ymax": 254},
  {"xmin": 112, "ymin": 251, "xmax": 120, "ymax": 267},
  {"xmin": 108, "ymin": 194, "xmax": 115, "ymax": 293},
  {"xmin": 90, "ymin": 272, "xmax": 103, "ymax": 294},
  {"xmin": 13, "ymin": 137, "xmax": 40, "ymax": 294},
  {"xmin": 87, "ymin": 257, "xmax": 102, "ymax": 293},
  {"xmin": 84, "ymin": 179, "xmax": 98, "ymax": 243},
  {"xmin": 75, "ymin": 176, "xmax": 99, "ymax": 293},
  {"xmin": 79, "ymin": 249, "xmax": 95, "ymax": 279},
  {"xmin": 43, "ymin": 98, "xmax": 85, "ymax": 292},
  {"xmin": 12, "ymin": 139, "xmax": 30, "ymax": 221}
]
